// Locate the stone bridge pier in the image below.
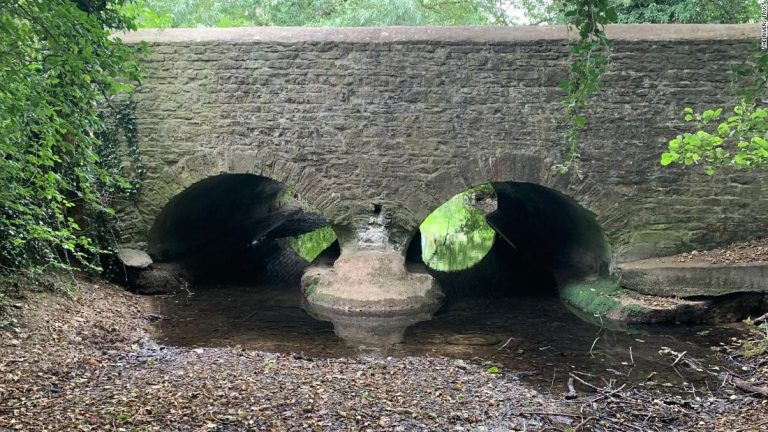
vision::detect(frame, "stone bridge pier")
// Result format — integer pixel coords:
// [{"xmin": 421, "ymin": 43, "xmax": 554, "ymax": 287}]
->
[
  {"xmin": 302, "ymin": 208, "xmax": 444, "ymax": 346},
  {"xmin": 118, "ymin": 25, "xmax": 768, "ymax": 342}
]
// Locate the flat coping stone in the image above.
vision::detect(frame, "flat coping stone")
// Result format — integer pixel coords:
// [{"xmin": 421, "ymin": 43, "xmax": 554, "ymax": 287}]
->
[
  {"xmin": 116, "ymin": 24, "xmax": 759, "ymax": 44},
  {"xmin": 617, "ymin": 258, "xmax": 768, "ymax": 297},
  {"xmin": 117, "ymin": 248, "xmax": 153, "ymax": 269}
]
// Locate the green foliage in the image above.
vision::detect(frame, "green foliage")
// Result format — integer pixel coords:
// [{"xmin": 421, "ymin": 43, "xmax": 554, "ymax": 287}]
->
[
  {"xmin": 662, "ymin": 105, "xmax": 768, "ymax": 174},
  {"xmin": 289, "ymin": 226, "xmax": 337, "ymax": 261},
  {"xmin": 615, "ymin": 0, "xmax": 760, "ymax": 24},
  {"xmin": 420, "ymin": 185, "xmax": 496, "ymax": 272},
  {"xmin": 515, "ymin": 0, "xmax": 759, "ymax": 24},
  {"xmin": 131, "ymin": 0, "xmax": 510, "ymax": 28},
  {"xmin": 662, "ymin": 48, "xmax": 768, "ymax": 173},
  {"xmin": 555, "ymin": 0, "xmax": 617, "ymax": 175},
  {"xmin": 0, "ymin": 0, "xmax": 143, "ymax": 273}
]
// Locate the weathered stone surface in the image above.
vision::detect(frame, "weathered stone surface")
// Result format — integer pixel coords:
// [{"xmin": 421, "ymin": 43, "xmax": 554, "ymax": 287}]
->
[
  {"xmin": 301, "ymin": 251, "xmax": 443, "ymax": 345},
  {"xmin": 131, "ymin": 263, "xmax": 191, "ymax": 295},
  {"xmin": 117, "ymin": 248, "xmax": 153, "ymax": 269},
  {"xmin": 617, "ymin": 259, "xmax": 768, "ymax": 297},
  {"xmin": 116, "ymin": 25, "xmax": 768, "ymax": 265}
]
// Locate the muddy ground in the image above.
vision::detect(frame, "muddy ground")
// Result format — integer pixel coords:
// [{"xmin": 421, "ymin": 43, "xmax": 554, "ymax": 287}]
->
[{"xmin": 1, "ymin": 277, "xmax": 766, "ymax": 431}]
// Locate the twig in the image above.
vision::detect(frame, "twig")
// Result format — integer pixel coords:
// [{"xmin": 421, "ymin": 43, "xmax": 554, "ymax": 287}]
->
[
  {"xmin": 588, "ymin": 336, "xmax": 600, "ymax": 358},
  {"xmin": 671, "ymin": 350, "xmax": 687, "ymax": 367},
  {"xmin": 573, "ymin": 416, "xmax": 596, "ymax": 431},
  {"xmin": 550, "ymin": 367, "xmax": 557, "ymax": 392},
  {"xmin": 569, "ymin": 372, "xmax": 601, "ymax": 391},
  {"xmin": 497, "ymin": 336, "xmax": 514, "ymax": 351},
  {"xmin": 519, "ymin": 411, "xmax": 587, "ymax": 419},
  {"xmin": 753, "ymin": 312, "xmax": 768, "ymax": 325},
  {"xmin": 565, "ymin": 376, "xmax": 578, "ymax": 400}
]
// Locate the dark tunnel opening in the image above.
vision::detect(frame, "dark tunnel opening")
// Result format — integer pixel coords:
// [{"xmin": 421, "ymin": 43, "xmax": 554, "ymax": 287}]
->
[
  {"xmin": 147, "ymin": 174, "xmax": 338, "ymax": 286},
  {"xmin": 406, "ymin": 182, "xmax": 611, "ymax": 303}
]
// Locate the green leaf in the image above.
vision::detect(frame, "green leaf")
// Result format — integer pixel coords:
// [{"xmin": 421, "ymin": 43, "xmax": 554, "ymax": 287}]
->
[{"xmin": 660, "ymin": 152, "xmax": 677, "ymax": 166}]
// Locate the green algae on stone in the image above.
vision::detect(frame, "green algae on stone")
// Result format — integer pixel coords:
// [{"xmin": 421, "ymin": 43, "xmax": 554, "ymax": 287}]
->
[{"xmin": 560, "ymin": 279, "xmax": 624, "ymax": 319}]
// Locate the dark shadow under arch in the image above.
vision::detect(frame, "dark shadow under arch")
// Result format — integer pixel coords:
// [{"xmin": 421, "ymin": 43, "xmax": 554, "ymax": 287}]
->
[
  {"xmin": 406, "ymin": 181, "xmax": 611, "ymax": 302},
  {"xmin": 148, "ymin": 174, "xmax": 337, "ymax": 284}
]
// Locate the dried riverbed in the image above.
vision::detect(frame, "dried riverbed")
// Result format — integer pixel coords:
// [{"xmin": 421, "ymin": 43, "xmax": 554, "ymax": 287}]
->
[{"xmin": 1, "ymin": 278, "xmax": 766, "ymax": 431}]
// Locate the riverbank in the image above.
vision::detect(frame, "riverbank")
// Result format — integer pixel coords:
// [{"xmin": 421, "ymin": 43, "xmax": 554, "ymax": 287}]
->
[{"xmin": 1, "ymin": 277, "xmax": 766, "ymax": 431}]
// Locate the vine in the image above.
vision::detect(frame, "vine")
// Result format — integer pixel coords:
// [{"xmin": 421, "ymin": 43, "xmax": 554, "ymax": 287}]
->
[
  {"xmin": 96, "ymin": 99, "xmax": 146, "ymax": 199},
  {"xmin": 555, "ymin": 0, "xmax": 618, "ymax": 176}
]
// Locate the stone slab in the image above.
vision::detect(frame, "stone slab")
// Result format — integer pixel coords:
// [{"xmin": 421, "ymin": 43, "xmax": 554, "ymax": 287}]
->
[
  {"xmin": 117, "ymin": 248, "xmax": 153, "ymax": 269},
  {"xmin": 117, "ymin": 24, "xmax": 758, "ymax": 44},
  {"xmin": 618, "ymin": 259, "xmax": 768, "ymax": 297}
]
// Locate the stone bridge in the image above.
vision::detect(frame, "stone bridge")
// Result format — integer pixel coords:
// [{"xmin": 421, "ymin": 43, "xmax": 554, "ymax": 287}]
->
[{"xmin": 118, "ymin": 25, "xmax": 767, "ymax": 338}]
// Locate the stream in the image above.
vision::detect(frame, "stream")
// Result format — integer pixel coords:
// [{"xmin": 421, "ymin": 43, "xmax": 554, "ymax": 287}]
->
[{"xmin": 149, "ymin": 283, "xmax": 746, "ymax": 396}]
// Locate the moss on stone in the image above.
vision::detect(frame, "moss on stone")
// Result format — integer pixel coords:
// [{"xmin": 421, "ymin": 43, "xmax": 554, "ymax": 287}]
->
[
  {"xmin": 562, "ymin": 279, "xmax": 652, "ymax": 320},
  {"xmin": 561, "ymin": 279, "xmax": 624, "ymax": 318}
]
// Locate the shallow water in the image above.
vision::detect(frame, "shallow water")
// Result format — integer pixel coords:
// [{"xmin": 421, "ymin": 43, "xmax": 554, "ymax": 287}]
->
[{"xmin": 150, "ymin": 284, "xmax": 746, "ymax": 395}]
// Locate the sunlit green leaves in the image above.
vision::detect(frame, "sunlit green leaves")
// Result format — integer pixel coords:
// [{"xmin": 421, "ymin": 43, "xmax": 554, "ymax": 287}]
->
[
  {"xmin": 130, "ymin": 0, "xmax": 510, "ymax": 28},
  {"xmin": 615, "ymin": 0, "xmax": 760, "ymax": 25},
  {"xmin": 662, "ymin": 102, "xmax": 768, "ymax": 174},
  {"xmin": 420, "ymin": 185, "xmax": 495, "ymax": 272},
  {"xmin": 289, "ymin": 226, "xmax": 337, "ymax": 262}
]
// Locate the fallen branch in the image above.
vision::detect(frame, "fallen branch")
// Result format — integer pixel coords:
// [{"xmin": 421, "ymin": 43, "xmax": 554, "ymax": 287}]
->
[
  {"xmin": 721, "ymin": 373, "xmax": 768, "ymax": 397},
  {"xmin": 753, "ymin": 312, "xmax": 768, "ymax": 325}
]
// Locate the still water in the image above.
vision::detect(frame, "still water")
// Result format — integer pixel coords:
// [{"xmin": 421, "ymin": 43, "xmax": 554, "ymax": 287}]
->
[{"xmin": 149, "ymin": 284, "xmax": 744, "ymax": 395}]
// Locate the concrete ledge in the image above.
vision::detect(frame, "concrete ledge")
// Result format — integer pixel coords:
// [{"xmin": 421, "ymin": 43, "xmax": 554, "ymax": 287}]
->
[
  {"xmin": 618, "ymin": 259, "xmax": 768, "ymax": 297},
  {"xmin": 117, "ymin": 24, "xmax": 758, "ymax": 44},
  {"xmin": 561, "ymin": 279, "xmax": 768, "ymax": 325}
]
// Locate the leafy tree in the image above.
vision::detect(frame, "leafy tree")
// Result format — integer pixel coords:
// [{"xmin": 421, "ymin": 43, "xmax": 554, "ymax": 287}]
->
[
  {"xmin": 513, "ymin": 0, "xmax": 760, "ymax": 25},
  {"xmin": 130, "ymin": 0, "xmax": 511, "ymax": 28},
  {"xmin": 0, "ymin": 0, "xmax": 142, "ymax": 273},
  {"xmin": 615, "ymin": 0, "xmax": 760, "ymax": 24}
]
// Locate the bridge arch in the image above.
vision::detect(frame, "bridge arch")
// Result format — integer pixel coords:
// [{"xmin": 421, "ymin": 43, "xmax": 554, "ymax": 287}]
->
[
  {"xmin": 127, "ymin": 147, "xmax": 344, "ymax": 249},
  {"xmin": 146, "ymin": 170, "xmax": 337, "ymax": 283},
  {"xmin": 406, "ymin": 179, "xmax": 611, "ymax": 301},
  {"xmin": 404, "ymin": 152, "xmax": 625, "ymax": 259}
]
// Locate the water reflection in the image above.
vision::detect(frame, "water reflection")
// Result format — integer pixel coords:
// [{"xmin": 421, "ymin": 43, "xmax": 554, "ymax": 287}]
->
[
  {"xmin": 150, "ymin": 287, "xmax": 744, "ymax": 395},
  {"xmin": 420, "ymin": 185, "xmax": 496, "ymax": 271}
]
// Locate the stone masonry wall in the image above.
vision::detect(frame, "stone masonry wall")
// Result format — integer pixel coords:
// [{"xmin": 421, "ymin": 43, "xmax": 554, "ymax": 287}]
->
[{"xmin": 118, "ymin": 25, "xmax": 767, "ymax": 263}]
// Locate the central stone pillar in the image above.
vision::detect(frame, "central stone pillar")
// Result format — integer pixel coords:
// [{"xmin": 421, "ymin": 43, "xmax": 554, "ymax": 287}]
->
[{"xmin": 301, "ymin": 210, "xmax": 443, "ymax": 346}]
